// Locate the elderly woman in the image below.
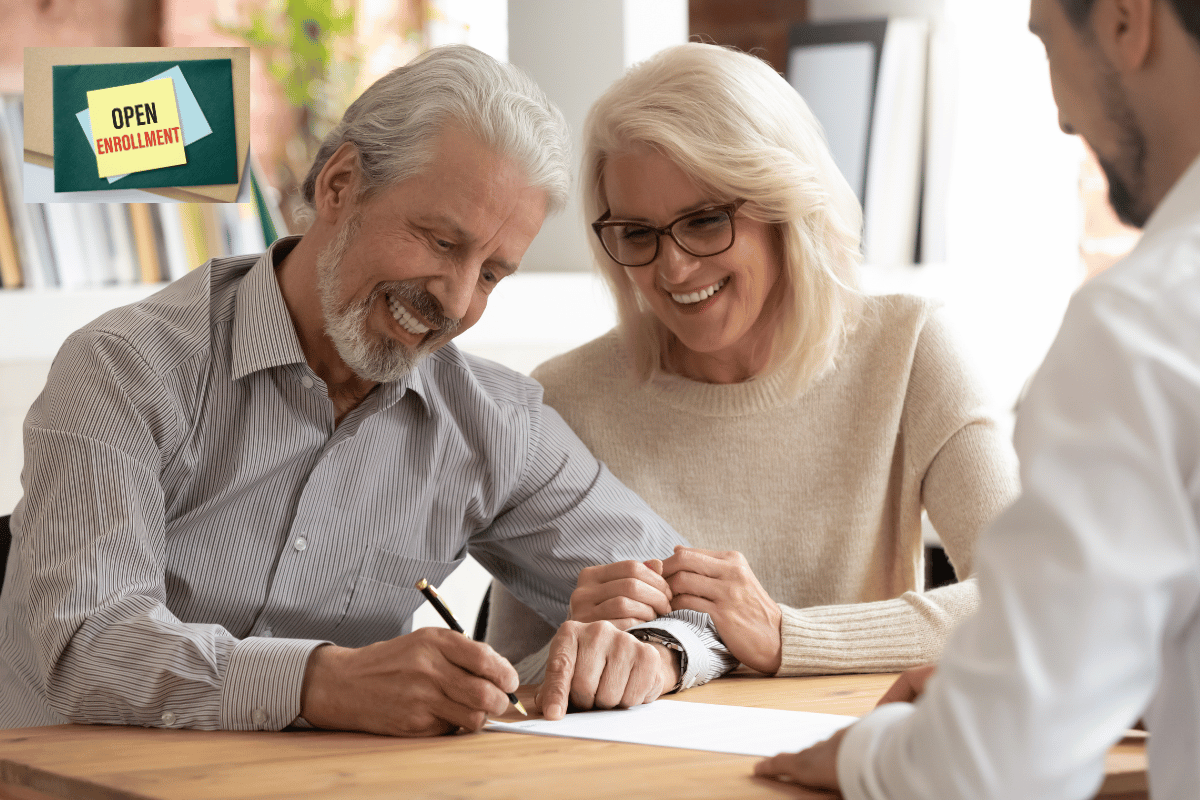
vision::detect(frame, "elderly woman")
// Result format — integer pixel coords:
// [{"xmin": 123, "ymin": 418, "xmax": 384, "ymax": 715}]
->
[{"xmin": 487, "ymin": 43, "xmax": 1019, "ymax": 678}]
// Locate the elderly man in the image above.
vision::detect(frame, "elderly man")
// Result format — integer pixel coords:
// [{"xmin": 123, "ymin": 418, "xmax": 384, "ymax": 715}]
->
[
  {"xmin": 757, "ymin": 0, "xmax": 1200, "ymax": 796},
  {"xmin": 0, "ymin": 45, "xmax": 733, "ymax": 736}
]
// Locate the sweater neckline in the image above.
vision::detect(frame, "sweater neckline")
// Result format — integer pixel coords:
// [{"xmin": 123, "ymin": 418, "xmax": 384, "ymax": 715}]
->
[{"xmin": 643, "ymin": 366, "xmax": 798, "ymax": 416}]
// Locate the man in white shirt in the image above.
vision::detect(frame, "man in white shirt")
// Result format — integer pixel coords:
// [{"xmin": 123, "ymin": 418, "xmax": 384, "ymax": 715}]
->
[{"xmin": 755, "ymin": 0, "xmax": 1200, "ymax": 797}]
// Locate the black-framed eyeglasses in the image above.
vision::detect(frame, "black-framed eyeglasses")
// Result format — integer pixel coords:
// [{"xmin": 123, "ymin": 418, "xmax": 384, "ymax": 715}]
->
[{"xmin": 591, "ymin": 200, "xmax": 746, "ymax": 267}]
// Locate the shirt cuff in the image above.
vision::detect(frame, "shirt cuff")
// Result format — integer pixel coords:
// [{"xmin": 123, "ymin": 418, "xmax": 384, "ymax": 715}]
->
[
  {"xmin": 514, "ymin": 643, "xmax": 550, "ymax": 686},
  {"xmin": 628, "ymin": 616, "xmax": 710, "ymax": 691},
  {"xmin": 218, "ymin": 636, "xmax": 328, "ymax": 730},
  {"xmin": 837, "ymin": 701, "xmax": 916, "ymax": 800}
]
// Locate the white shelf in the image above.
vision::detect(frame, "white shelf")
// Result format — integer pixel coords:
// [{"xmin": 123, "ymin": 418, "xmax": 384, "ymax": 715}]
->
[{"xmin": 0, "ymin": 284, "xmax": 165, "ymax": 362}]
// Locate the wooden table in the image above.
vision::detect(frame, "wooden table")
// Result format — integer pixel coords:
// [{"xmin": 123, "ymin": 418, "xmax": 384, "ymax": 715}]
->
[{"xmin": 0, "ymin": 673, "xmax": 1147, "ymax": 800}]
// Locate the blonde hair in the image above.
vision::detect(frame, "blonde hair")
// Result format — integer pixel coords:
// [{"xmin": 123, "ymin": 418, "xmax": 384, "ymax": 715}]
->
[{"xmin": 583, "ymin": 43, "xmax": 864, "ymax": 393}]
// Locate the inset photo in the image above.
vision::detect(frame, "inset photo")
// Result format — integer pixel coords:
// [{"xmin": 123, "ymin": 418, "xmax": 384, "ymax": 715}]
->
[{"xmin": 21, "ymin": 46, "xmax": 250, "ymax": 203}]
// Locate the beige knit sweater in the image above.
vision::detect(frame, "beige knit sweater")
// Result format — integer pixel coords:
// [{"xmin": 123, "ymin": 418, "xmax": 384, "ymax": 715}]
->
[{"xmin": 487, "ymin": 294, "xmax": 1020, "ymax": 675}]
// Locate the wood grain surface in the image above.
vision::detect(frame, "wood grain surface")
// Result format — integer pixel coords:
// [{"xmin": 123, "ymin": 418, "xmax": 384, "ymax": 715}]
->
[{"xmin": 0, "ymin": 673, "xmax": 1145, "ymax": 800}]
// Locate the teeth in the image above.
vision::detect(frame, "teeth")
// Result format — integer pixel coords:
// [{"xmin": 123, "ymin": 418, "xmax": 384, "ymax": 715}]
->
[
  {"xmin": 671, "ymin": 277, "xmax": 728, "ymax": 305},
  {"xmin": 387, "ymin": 294, "xmax": 431, "ymax": 336}
]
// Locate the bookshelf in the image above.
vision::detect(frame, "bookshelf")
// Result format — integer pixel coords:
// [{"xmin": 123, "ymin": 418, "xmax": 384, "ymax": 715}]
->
[{"xmin": 0, "ymin": 86, "xmax": 284, "ymax": 519}]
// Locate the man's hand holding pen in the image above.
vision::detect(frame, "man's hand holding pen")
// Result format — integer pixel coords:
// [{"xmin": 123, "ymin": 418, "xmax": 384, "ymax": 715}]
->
[
  {"xmin": 300, "ymin": 629, "xmax": 520, "ymax": 736},
  {"xmin": 298, "ymin": 577, "xmax": 680, "ymax": 737}
]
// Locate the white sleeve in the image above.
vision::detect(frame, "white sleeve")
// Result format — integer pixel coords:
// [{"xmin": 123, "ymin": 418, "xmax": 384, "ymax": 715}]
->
[{"xmin": 837, "ymin": 282, "xmax": 1200, "ymax": 799}]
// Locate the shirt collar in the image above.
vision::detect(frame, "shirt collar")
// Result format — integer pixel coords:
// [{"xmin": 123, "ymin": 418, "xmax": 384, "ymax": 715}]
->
[
  {"xmin": 231, "ymin": 236, "xmax": 309, "ymax": 381},
  {"xmin": 1136, "ymin": 152, "xmax": 1200, "ymax": 253},
  {"xmin": 229, "ymin": 235, "xmax": 432, "ymax": 413}
]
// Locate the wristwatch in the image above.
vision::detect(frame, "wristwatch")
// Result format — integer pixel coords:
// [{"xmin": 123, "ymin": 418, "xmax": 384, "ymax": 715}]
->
[{"xmin": 630, "ymin": 629, "xmax": 687, "ymax": 694}]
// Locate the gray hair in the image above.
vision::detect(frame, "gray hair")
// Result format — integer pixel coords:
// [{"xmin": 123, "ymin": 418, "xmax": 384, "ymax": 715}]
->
[
  {"xmin": 583, "ymin": 43, "xmax": 864, "ymax": 394},
  {"xmin": 302, "ymin": 44, "xmax": 571, "ymax": 217}
]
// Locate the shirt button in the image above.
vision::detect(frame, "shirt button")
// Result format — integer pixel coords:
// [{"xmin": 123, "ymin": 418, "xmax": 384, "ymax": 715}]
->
[
  {"xmin": 293, "ymin": 536, "xmax": 308, "ymax": 552},
  {"xmin": 252, "ymin": 708, "xmax": 268, "ymax": 726},
  {"xmin": 161, "ymin": 711, "xmax": 177, "ymax": 726},
  {"xmin": 300, "ymin": 375, "xmax": 314, "ymax": 389},
  {"xmin": 261, "ymin": 628, "xmax": 273, "ymax": 638}
]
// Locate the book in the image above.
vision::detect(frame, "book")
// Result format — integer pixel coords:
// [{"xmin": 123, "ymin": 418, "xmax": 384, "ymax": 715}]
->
[
  {"xmin": 0, "ymin": 157, "xmax": 23, "ymax": 288},
  {"xmin": 43, "ymin": 203, "xmax": 92, "ymax": 288},
  {"xmin": 72, "ymin": 203, "xmax": 119, "ymax": 285},
  {"xmin": 250, "ymin": 160, "xmax": 285, "ymax": 245},
  {"xmin": 103, "ymin": 204, "xmax": 139, "ymax": 285},
  {"xmin": 0, "ymin": 96, "xmax": 52, "ymax": 288},
  {"xmin": 155, "ymin": 202, "xmax": 191, "ymax": 280},
  {"xmin": 220, "ymin": 201, "xmax": 266, "ymax": 256},
  {"xmin": 127, "ymin": 203, "xmax": 163, "ymax": 283},
  {"xmin": 177, "ymin": 203, "xmax": 212, "ymax": 268}
]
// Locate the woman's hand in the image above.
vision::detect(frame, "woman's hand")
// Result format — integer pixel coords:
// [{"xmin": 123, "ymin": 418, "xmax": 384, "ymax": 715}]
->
[
  {"xmin": 570, "ymin": 560, "xmax": 673, "ymax": 630},
  {"xmin": 662, "ymin": 545, "xmax": 783, "ymax": 674}
]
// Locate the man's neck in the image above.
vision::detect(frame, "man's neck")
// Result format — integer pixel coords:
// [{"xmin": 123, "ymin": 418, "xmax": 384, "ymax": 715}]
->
[
  {"xmin": 273, "ymin": 234, "xmax": 379, "ymax": 425},
  {"xmin": 1132, "ymin": 12, "xmax": 1200, "ymax": 218}
]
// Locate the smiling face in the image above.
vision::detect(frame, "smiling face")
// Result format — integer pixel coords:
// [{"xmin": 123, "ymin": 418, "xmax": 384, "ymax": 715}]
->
[
  {"xmin": 1030, "ymin": 0, "xmax": 1151, "ymax": 226},
  {"xmin": 317, "ymin": 127, "xmax": 548, "ymax": 382},
  {"xmin": 601, "ymin": 147, "xmax": 785, "ymax": 383}
]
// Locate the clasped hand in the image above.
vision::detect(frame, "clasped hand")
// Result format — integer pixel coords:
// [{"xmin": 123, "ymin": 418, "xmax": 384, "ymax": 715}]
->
[{"xmin": 571, "ymin": 545, "xmax": 783, "ymax": 674}]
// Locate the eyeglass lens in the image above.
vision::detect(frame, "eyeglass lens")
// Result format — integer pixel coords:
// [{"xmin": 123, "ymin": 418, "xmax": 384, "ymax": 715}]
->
[{"xmin": 599, "ymin": 207, "xmax": 735, "ymax": 266}]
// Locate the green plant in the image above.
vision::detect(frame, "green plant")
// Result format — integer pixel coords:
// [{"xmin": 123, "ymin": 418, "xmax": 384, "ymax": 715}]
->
[{"xmin": 217, "ymin": 0, "xmax": 359, "ymax": 188}]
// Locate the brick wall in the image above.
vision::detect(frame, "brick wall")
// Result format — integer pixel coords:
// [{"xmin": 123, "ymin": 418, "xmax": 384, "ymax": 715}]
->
[
  {"xmin": 689, "ymin": 0, "xmax": 809, "ymax": 75},
  {"xmin": 1, "ymin": 0, "xmax": 161, "ymax": 92}
]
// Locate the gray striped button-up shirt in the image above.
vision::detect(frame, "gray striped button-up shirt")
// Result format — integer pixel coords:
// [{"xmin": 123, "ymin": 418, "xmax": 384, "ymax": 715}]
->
[{"xmin": 0, "ymin": 237, "xmax": 734, "ymax": 731}]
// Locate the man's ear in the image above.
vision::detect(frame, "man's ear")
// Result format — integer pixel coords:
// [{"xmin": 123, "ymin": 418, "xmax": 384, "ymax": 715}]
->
[
  {"xmin": 1094, "ymin": 0, "xmax": 1154, "ymax": 70},
  {"xmin": 313, "ymin": 142, "xmax": 361, "ymax": 224}
]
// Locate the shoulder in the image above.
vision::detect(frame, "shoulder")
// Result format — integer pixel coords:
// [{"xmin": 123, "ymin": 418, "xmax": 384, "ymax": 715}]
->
[
  {"xmin": 531, "ymin": 330, "xmax": 636, "ymax": 425},
  {"xmin": 420, "ymin": 344, "xmax": 547, "ymax": 416},
  {"xmin": 1037, "ymin": 219, "xmax": 1200, "ymax": 409},
  {"xmin": 847, "ymin": 294, "xmax": 998, "ymax": 436},
  {"xmin": 852, "ymin": 293, "xmax": 940, "ymax": 347},
  {"xmin": 67, "ymin": 254, "xmax": 253, "ymax": 378},
  {"xmin": 527, "ymin": 331, "xmax": 644, "ymax": 446},
  {"xmin": 531, "ymin": 329, "xmax": 625, "ymax": 388},
  {"xmin": 843, "ymin": 294, "xmax": 964, "ymax": 381},
  {"xmin": 1075, "ymin": 216, "xmax": 1200, "ymax": 346}
]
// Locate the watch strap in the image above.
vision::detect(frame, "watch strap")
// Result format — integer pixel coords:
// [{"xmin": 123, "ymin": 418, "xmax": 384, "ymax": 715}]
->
[{"xmin": 630, "ymin": 628, "xmax": 687, "ymax": 694}]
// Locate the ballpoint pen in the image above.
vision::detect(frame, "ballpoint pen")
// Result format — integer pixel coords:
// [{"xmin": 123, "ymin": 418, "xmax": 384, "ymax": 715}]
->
[{"xmin": 416, "ymin": 578, "xmax": 528, "ymax": 716}]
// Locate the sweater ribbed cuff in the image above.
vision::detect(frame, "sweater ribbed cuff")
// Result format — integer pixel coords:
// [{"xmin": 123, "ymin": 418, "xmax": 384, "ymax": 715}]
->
[{"xmin": 777, "ymin": 580, "xmax": 977, "ymax": 675}]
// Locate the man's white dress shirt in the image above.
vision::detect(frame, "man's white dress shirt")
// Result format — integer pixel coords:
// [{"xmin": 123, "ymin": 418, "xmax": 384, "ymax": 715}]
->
[{"xmin": 838, "ymin": 154, "xmax": 1200, "ymax": 799}]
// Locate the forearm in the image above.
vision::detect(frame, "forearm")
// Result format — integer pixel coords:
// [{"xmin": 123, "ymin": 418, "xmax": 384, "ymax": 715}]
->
[
  {"xmin": 38, "ymin": 596, "xmax": 325, "ymax": 729},
  {"xmin": 20, "ymin": 430, "xmax": 325, "ymax": 730},
  {"xmin": 776, "ymin": 579, "xmax": 979, "ymax": 676}
]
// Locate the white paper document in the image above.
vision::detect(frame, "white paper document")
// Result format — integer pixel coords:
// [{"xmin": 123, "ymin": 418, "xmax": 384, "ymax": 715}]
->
[{"xmin": 485, "ymin": 700, "xmax": 856, "ymax": 757}]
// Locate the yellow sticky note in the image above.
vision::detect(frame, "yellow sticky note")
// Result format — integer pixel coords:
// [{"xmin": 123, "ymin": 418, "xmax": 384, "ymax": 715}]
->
[{"xmin": 86, "ymin": 78, "xmax": 187, "ymax": 178}]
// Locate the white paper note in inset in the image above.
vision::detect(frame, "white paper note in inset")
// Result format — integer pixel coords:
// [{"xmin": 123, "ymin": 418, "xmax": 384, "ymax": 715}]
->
[{"xmin": 485, "ymin": 700, "xmax": 856, "ymax": 757}]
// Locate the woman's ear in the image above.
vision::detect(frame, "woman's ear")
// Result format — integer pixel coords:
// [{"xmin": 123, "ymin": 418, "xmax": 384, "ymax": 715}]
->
[{"xmin": 313, "ymin": 142, "xmax": 361, "ymax": 224}]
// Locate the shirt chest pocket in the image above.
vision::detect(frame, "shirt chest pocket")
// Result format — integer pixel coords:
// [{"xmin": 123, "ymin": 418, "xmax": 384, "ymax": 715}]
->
[{"xmin": 331, "ymin": 547, "xmax": 464, "ymax": 647}]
